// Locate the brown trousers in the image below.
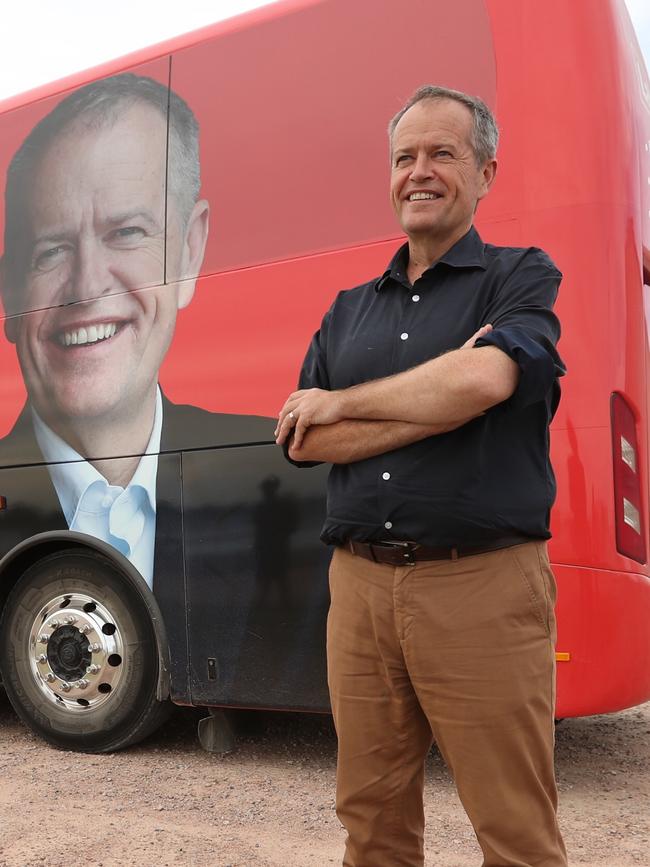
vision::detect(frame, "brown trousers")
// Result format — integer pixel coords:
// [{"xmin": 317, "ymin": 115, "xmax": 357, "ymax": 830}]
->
[{"xmin": 327, "ymin": 543, "xmax": 568, "ymax": 867}]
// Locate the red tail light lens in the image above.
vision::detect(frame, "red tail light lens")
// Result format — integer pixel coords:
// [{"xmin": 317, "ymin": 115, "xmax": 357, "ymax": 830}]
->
[{"xmin": 611, "ymin": 392, "xmax": 646, "ymax": 563}]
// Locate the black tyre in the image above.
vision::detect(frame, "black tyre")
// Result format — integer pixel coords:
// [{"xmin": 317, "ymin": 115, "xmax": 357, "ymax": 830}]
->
[{"xmin": 0, "ymin": 548, "xmax": 170, "ymax": 752}]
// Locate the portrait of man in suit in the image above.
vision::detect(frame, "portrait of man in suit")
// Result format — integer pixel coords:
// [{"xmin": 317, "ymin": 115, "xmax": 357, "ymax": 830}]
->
[{"xmin": 0, "ymin": 73, "xmax": 273, "ymax": 591}]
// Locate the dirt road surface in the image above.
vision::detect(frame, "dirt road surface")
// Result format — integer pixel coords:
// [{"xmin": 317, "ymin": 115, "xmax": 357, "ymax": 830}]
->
[{"xmin": 0, "ymin": 693, "xmax": 648, "ymax": 867}]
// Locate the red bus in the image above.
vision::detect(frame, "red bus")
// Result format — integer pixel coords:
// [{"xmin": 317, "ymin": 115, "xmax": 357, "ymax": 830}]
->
[{"xmin": 0, "ymin": 0, "xmax": 648, "ymax": 752}]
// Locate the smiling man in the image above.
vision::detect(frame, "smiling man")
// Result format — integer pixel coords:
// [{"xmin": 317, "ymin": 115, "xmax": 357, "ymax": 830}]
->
[
  {"xmin": 0, "ymin": 73, "xmax": 271, "ymax": 589},
  {"xmin": 277, "ymin": 86, "xmax": 568, "ymax": 867}
]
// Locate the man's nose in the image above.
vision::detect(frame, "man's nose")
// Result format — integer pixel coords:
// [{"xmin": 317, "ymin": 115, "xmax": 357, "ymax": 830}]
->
[
  {"xmin": 409, "ymin": 153, "xmax": 434, "ymax": 182},
  {"xmin": 68, "ymin": 239, "xmax": 113, "ymax": 303}
]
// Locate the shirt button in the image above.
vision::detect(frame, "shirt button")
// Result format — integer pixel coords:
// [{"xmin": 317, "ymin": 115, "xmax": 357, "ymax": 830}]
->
[
  {"xmin": 382, "ymin": 472, "xmax": 391, "ymax": 480},
  {"xmin": 400, "ymin": 332, "xmax": 409, "ymax": 341},
  {"xmin": 384, "ymin": 521, "xmax": 393, "ymax": 529},
  {"xmin": 412, "ymin": 294, "xmax": 420, "ymax": 302}
]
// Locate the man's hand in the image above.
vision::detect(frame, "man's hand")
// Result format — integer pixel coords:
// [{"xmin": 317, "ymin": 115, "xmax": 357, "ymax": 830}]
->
[
  {"xmin": 462, "ymin": 322, "xmax": 492, "ymax": 348},
  {"xmin": 275, "ymin": 388, "xmax": 346, "ymax": 447}
]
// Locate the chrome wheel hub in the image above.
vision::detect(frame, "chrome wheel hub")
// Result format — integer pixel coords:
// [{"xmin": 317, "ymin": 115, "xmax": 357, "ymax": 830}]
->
[{"xmin": 28, "ymin": 592, "xmax": 125, "ymax": 711}]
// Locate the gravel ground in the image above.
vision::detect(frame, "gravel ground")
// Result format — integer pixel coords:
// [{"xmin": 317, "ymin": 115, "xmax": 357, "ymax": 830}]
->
[{"xmin": 0, "ymin": 692, "xmax": 648, "ymax": 867}]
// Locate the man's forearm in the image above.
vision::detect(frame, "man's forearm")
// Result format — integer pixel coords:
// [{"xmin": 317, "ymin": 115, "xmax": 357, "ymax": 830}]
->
[
  {"xmin": 288, "ymin": 417, "xmax": 475, "ymax": 464},
  {"xmin": 275, "ymin": 324, "xmax": 510, "ymax": 448},
  {"xmin": 339, "ymin": 345, "xmax": 519, "ymax": 425}
]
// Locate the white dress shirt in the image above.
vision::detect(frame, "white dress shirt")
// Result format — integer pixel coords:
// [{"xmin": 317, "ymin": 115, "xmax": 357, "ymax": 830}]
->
[{"xmin": 32, "ymin": 390, "xmax": 163, "ymax": 588}]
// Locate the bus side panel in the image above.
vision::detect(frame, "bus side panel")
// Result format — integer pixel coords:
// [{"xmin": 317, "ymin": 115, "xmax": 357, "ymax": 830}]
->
[
  {"xmin": 160, "ymin": 243, "xmax": 402, "ymax": 419},
  {"xmin": 554, "ymin": 563, "xmax": 650, "ymax": 717},
  {"xmin": 549, "ymin": 427, "xmax": 612, "ymax": 571},
  {"xmin": 168, "ymin": 0, "xmax": 497, "ymax": 279},
  {"xmin": 183, "ymin": 444, "xmax": 331, "ymax": 710}
]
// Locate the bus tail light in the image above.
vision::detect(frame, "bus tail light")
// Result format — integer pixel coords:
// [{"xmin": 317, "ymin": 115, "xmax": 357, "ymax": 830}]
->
[{"xmin": 611, "ymin": 393, "xmax": 646, "ymax": 563}]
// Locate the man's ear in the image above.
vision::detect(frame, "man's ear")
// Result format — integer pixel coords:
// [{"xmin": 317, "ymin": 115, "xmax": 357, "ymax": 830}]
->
[
  {"xmin": 178, "ymin": 199, "xmax": 209, "ymax": 309},
  {"xmin": 479, "ymin": 159, "xmax": 497, "ymax": 199},
  {"xmin": 0, "ymin": 257, "xmax": 17, "ymax": 344}
]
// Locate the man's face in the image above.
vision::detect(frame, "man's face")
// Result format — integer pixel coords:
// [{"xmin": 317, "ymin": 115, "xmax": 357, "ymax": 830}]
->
[
  {"xmin": 5, "ymin": 104, "xmax": 206, "ymax": 430},
  {"xmin": 390, "ymin": 98, "xmax": 496, "ymax": 244}
]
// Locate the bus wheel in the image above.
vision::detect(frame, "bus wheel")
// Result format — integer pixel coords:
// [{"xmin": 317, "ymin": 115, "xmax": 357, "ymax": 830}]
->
[{"xmin": 0, "ymin": 548, "xmax": 170, "ymax": 753}]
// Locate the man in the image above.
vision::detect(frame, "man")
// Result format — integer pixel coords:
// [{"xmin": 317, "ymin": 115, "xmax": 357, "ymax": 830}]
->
[
  {"xmin": 277, "ymin": 86, "xmax": 568, "ymax": 866},
  {"xmin": 0, "ymin": 74, "xmax": 272, "ymax": 591}
]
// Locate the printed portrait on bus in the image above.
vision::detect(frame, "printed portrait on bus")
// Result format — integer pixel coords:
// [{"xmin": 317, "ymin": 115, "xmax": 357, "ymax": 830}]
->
[{"xmin": 0, "ymin": 72, "xmax": 274, "ymax": 592}]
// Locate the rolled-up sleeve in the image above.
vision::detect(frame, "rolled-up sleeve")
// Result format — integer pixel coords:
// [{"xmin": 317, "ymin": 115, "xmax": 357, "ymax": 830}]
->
[{"xmin": 474, "ymin": 248, "xmax": 566, "ymax": 413}]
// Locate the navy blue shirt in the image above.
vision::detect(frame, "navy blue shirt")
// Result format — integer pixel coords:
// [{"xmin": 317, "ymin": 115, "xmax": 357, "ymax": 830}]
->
[{"xmin": 290, "ymin": 227, "xmax": 565, "ymax": 547}]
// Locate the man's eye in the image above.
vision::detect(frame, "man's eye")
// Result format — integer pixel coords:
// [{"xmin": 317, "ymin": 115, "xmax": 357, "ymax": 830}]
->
[
  {"xmin": 108, "ymin": 226, "xmax": 146, "ymax": 244},
  {"xmin": 395, "ymin": 154, "xmax": 412, "ymax": 166},
  {"xmin": 33, "ymin": 245, "xmax": 70, "ymax": 272},
  {"xmin": 435, "ymin": 150, "xmax": 452, "ymax": 158}
]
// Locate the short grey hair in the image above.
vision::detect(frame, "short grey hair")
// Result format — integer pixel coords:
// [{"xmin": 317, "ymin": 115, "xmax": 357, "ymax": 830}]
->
[
  {"xmin": 388, "ymin": 85, "xmax": 499, "ymax": 165},
  {"xmin": 2, "ymin": 73, "xmax": 200, "ymax": 304}
]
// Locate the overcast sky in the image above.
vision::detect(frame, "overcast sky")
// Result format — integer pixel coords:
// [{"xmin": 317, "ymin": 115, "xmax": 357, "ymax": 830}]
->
[
  {"xmin": 0, "ymin": 0, "xmax": 649, "ymax": 102},
  {"xmin": 627, "ymin": 0, "xmax": 650, "ymax": 67}
]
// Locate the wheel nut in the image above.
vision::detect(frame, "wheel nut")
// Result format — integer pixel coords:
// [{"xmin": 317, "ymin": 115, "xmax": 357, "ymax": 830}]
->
[
  {"xmin": 86, "ymin": 664, "xmax": 100, "ymax": 675},
  {"xmin": 50, "ymin": 620, "xmax": 60, "ymax": 629},
  {"xmin": 38, "ymin": 634, "xmax": 49, "ymax": 644},
  {"xmin": 88, "ymin": 643, "xmax": 101, "ymax": 653},
  {"xmin": 45, "ymin": 673, "xmax": 56, "ymax": 683},
  {"xmin": 60, "ymin": 682, "xmax": 71, "ymax": 692},
  {"xmin": 77, "ymin": 679, "xmax": 89, "ymax": 690},
  {"xmin": 64, "ymin": 615, "xmax": 77, "ymax": 625},
  {"xmin": 36, "ymin": 654, "xmax": 47, "ymax": 664},
  {"xmin": 79, "ymin": 624, "xmax": 91, "ymax": 634}
]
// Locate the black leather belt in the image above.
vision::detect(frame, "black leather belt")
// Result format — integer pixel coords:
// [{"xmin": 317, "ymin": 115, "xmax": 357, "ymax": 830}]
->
[{"xmin": 344, "ymin": 535, "xmax": 533, "ymax": 566}]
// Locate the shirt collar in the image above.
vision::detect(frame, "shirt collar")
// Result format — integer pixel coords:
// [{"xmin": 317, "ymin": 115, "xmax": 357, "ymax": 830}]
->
[
  {"xmin": 32, "ymin": 387, "xmax": 163, "ymax": 525},
  {"xmin": 376, "ymin": 226, "xmax": 487, "ymax": 291}
]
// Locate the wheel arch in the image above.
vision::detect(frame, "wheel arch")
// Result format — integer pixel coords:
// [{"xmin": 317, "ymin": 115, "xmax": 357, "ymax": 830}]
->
[{"xmin": 0, "ymin": 531, "xmax": 170, "ymax": 701}]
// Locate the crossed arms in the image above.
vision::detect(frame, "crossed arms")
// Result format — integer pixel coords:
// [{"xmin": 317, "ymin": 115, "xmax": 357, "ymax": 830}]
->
[{"xmin": 275, "ymin": 325, "xmax": 520, "ymax": 464}]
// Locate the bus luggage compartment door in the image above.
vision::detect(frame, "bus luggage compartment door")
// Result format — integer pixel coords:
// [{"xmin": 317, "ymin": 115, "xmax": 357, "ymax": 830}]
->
[{"xmin": 182, "ymin": 443, "xmax": 331, "ymax": 710}]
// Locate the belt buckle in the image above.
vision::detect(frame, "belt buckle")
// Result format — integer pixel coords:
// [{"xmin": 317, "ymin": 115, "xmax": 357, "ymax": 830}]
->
[{"xmin": 392, "ymin": 540, "xmax": 417, "ymax": 566}]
